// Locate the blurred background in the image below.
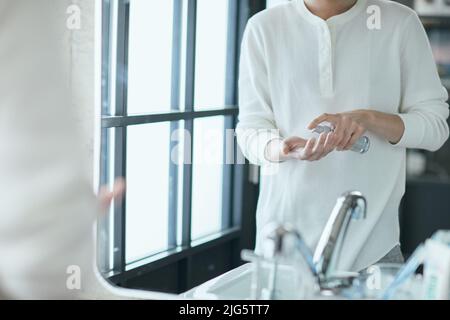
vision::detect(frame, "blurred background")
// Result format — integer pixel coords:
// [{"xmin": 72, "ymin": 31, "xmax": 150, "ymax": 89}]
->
[
  {"xmin": 91, "ymin": 0, "xmax": 450, "ymax": 294},
  {"xmin": 395, "ymin": 0, "xmax": 450, "ymax": 261}
]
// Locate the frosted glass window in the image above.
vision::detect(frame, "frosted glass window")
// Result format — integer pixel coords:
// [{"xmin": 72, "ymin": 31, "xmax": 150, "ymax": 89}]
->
[
  {"xmin": 127, "ymin": 0, "xmax": 174, "ymax": 114},
  {"xmin": 126, "ymin": 123, "xmax": 171, "ymax": 262},
  {"xmin": 191, "ymin": 117, "xmax": 225, "ymax": 239},
  {"xmin": 194, "ymin": 0, "xmax": 229, "ymax": 109}
]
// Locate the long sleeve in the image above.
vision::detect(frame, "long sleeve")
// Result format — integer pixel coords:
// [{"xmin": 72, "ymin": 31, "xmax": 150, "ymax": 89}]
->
[
  {"xmin": 236, "ymin": 19, "xmax": 282, "ymax": 166},
  {"xmin": 394, "ymin": 13, "xmax": 450, "ymax": 151}
]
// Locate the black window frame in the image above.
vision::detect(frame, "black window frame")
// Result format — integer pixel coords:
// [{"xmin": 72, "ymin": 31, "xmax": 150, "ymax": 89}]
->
[{"xmin": 99, "ymin": 0, "xmax": 266, "ymax": 292}]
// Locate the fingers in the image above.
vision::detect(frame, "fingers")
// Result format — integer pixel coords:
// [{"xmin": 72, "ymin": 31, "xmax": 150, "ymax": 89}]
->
[
  {"xmin": 307, "ymin": 113, "xmax": 337, "ymax": 130},
  {"xmin": 300, "ymin": 112, "xmax": 368, "ymax": 159},
  {"xmin": 282, "ymin": 136, "xmax": 308, "ymax": 156},
  {"xmin": 333, "ymin": 117, "xmax": 355, "ymax": 151},
  {"xmin": 299, "ymin": 132, "xmax": 335, "ymax": 161},
  {"xmin": 339, "ymin": 123, "xmax": 358, "ymax": 151},
  {"xmin": 98, "ymin": 177, "xmax": 126, "ymax": 215},
  {"xmin": 112, "ymin": 177, "xmax": 126, "ymax": 202},
  {"xmin": 333, "ymin": 122, "xmax": 346, "ymax": 150},
  {"xmin": 337, "ymin": 128, "xmax": 352, "ymax": 151},
  {"xmin": 284, "ymin": 136, "xmax": 308, "ymax": 152},
  {"xmin": 299, "ymin": 138, "xmax": 316, "ymax": 160},
  {"xmin": 323, "ymin": 131, "xmax": 336, "ymax": 156},
  {"xmin": 283, "ymin": 117, "xmax": 364, "ymax": 162},
  {"xmin": 343, "ymin": 125, "xmax": 366, "ymax": 150},
  {"xmin": 308, "ymin": 133, "xmax": 328, "ymax": 161}
]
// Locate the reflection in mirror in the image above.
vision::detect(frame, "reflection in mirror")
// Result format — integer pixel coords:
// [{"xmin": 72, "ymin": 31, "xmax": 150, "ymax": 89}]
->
[{"xmin": 98, "ymin": 0, "xmax": 450, "ymax": 300}]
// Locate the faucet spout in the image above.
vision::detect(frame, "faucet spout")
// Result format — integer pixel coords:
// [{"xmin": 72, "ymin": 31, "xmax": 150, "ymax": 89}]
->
[{"xmin": 313, "ymin": 191, "xmax": 367, "ymax": 283}]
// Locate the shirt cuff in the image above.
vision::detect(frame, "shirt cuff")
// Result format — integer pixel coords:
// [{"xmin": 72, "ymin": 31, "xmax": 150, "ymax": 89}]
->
[{"xmin": 392, "ymin": 113, "xmax": 425, "ymax": 149}]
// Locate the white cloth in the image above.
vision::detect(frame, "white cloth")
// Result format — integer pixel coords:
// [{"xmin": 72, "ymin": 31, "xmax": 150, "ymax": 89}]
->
[
  {"xmin": 0, "ymin": 0, "xmax": 174, "ymax": 299},
  {"xmin": 236, "ymin": 0, "xmax": 449, "ymax": 271}
]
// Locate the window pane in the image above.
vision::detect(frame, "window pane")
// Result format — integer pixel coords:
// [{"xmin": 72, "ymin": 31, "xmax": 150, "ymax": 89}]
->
[
  {"xmin": 127, "ymin": 0, "xmax": 174, "ymax": 114},
  {"xmin": 103, "ymin": 1, "xmax": 119, "ymax": 116},
  {"xmin": 126, "ymin": 123, "xmax": 171, "ymax": 263},
  {"xmin": 194, "ymin": 0, "xmax": 229, "ymax": 109},
  {"xmin": 175, "ymin": 122, "xmax": 186, "ymax": 246},
  {"xmin": 191, "ymin": 117, "xmax": 225, "ymax": 239},
  {"xmin": 98, "ymin": 128, "xmax": 115, "ymax": 272}
]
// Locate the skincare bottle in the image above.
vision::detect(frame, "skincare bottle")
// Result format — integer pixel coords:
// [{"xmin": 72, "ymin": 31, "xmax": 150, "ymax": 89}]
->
[{"xmin": 312, "ymin": 124, "xmax": 370, "ymax": 154}]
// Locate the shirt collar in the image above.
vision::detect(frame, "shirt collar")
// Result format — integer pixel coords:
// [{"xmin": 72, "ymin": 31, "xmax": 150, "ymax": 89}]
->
[{"xmin": 295, "ymin": 0, "xmax": 367, "ymax": 26}]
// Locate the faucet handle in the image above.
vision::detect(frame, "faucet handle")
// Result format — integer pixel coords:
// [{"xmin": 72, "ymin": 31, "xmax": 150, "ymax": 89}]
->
[
  {"xmin": 262, "ymin": 223, "xmax": 318, "ymax": 277},
  {"xmin": 262, "ymin": 223, "xmax": 298, "ymax": 258}
]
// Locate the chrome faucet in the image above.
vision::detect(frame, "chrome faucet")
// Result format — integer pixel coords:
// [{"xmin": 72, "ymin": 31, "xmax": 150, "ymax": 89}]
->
[
  {"xmin": 313, "ymin": 191, "xmax": 367, "ymax": 288},
  {"xmin": 242, "ymin": 191, "xmax": 367, "ymax": 298}
]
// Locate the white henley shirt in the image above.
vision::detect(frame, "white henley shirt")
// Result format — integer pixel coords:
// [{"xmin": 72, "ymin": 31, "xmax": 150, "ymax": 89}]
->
[{"xmin": 236, "ymin": 0, "xmax": 449, "ymax": 271}]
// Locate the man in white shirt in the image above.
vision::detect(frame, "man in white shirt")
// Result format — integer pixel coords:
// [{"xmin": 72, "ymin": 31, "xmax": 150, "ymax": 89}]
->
[{"xmin": 237, "ymin": 0, "xmax": 449, "ymax": 271}]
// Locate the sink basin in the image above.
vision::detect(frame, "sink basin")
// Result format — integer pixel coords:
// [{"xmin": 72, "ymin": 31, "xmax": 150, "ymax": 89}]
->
[
  {"xmin": 183, "ymin": 263, "xmax": 315, "ymax": 300},
  {"xmin": 183, "ymin": 262, "xmax": 425, "ymax": 300}
]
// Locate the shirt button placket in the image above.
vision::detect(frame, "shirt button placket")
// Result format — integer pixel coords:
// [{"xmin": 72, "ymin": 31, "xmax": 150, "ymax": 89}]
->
[{"xmin": 318, "ymin": 23, "xmax": 333, "ymax": 97}]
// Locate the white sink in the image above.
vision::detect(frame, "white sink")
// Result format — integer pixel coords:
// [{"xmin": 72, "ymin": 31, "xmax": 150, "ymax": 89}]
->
[
  {"xmin": 183, "ymin": 263, "xmax": 312, "ymax": 300},
  {"xmin": 183, "ymin": 262, "xmax": 425, "ymax": 300}
]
